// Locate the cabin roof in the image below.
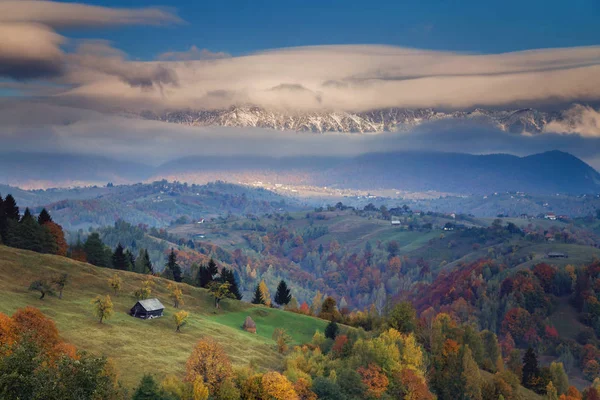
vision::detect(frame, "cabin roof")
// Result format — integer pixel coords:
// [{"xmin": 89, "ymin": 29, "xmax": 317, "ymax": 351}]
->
[{"xmin": 135, "ymin": 298, "xmax": 165, "ymax": 312}]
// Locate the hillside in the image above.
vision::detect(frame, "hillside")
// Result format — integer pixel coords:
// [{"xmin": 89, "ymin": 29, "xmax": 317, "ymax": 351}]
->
[
  {"xmin": 0, "ymin": 245, "xmax": 328, "ymax": 387},
  {"xmin": 156, "ymin": 151, "xmax": 600, "ymax": 195}
]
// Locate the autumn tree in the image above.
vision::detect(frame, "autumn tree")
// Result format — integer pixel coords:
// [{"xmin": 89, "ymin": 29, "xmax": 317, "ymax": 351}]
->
[
  {"xmin": 358, "ymin": 363, "xmax": 389, "ymax": 398},
  {"xmin": 272, "ymin": 328, "xmax": 292, "ymax": 354},
  {"xmin": 92, "ymin": 295, "xmax": 113, "ymax": 324},
  {"xmin": 319, "ymin": 296, "xmax": 341, "ymax": 321},
  {"xmin": 108, "ymin": 273, "xmax": 122, "ymax": 296},
  {"xmin": 52, "ymin": 273, "xmax": 68, "ymax": 299},
  {"xmin": 29, "ymin": 279, "xmax": 55, "ymax": 300},
  {"xmin": 550, "ymin": 361, "xmax": 570, "ymax": 395},
  {"xmin": 274, "ymin": 280, "xmax": 292, "ymax": 306},
  {"xmin": 168, "ymin": 283, "xmax": 184, "ymax": 308},
  {"xmin": 208, "ymin": 281, "xmax": 235, "ymax": 309},
  {"xmin": 261, "ymin": 371, "xmax": 299, "ymax": 400},
  {"xmin": 387, "ymin": 301, "xmax": 416, "ymax": 334},
  {"xmin": 43, "ymin": 221, "xmax": 68, "ymax": 256},
  {"xmin": 185, "ymin": 337, "xmax": 233, "ymax": 394},
  {"xmin": 462, "ymin": 345, "xmax": 483, "ymax": 400},
  {"xmin": 135, "ymin": 278, "xmax": 154, "ymax": 300},
  {"xmin": 259, "ymin": 280, "xmax": 271, "ymax": 307},
  {"xmin": 11, "ymin": 306, "xmax": 60, "ymax": 352},
  {"xmin": 173, "ymin": 310, "xmax": 189, "ymax": 333}
]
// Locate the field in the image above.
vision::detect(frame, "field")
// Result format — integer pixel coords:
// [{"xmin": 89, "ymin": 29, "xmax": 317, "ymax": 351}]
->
[{"xmin": 0, "ymin": 245, "xmax": 328, "ymax": 388}]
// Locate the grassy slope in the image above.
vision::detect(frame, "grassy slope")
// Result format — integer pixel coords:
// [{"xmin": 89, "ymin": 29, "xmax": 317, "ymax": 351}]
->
[{"xmin": 0, "ymin": 246, "xmax": 327, "ymax": 387}]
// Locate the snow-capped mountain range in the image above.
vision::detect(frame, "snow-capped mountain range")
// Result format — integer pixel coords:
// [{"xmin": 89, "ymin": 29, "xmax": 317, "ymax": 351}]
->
[{"xmin": 138, "ymin": 105, "xmax": 587, "ymax": 134}]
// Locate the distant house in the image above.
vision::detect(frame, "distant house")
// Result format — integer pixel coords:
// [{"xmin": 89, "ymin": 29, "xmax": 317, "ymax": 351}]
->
[
  {"xmin": 547, "ymin": 252, "xmax": 568, "ymax": 259},
  {"xmin": 130, "ymin": 298, "xmax": 165, "ymax": 319},
  {"xmin": 544, "ymin": 213, "xmax": 557, "ymax": 220},
  {"xmin": 391, "ymin": 220, "xmax": 401, "ymax": 226}
]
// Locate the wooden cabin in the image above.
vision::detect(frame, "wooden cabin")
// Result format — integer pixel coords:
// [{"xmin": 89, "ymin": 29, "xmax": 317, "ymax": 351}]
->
[{"xmin": 130, "ymin": 298, "xmax": 165, "ymax": 319}]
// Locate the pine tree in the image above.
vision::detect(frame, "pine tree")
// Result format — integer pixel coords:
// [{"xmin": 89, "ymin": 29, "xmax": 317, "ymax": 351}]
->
[
  {"xmin": 197, "ymin": 265, "xmax": 214, "ymax": 288},
  {"xmin": 84, "ymin": 233, "xmax": 110, "ymax": 267},
  {"xmin": 0, "ymin": 194, "xmax": 6, "ymax": 243},
  {"xmin": 522, "ymin": 347, "xmax": 540, "ymax": 390},
  {"xmin": 221, "ymin": 268, "xmax": 242, "ymax": 300},
  {"xmin": 143, "ymin": 249, "xmax": 153, "ymax": 274},
  {"xmin": 37, "ymin": 208, "xmax": 52, "ymax": 225},
  {"xmin": 208, "ymin": 258, "xmax": 218, "ymax": 276},
  {"xmin": 20, "ymin": 207, "xmax": 32, "ymax": 222},
  {"xmin": 3, "ymin": 194, "xmax": 19, "ymax": 221},
  {"xmin": 251, "ymin": 283, "xmax": 265, "ymax": 305},
  {"xmin": 8, "ymin": 208, "xmax": 56, "ymax": 253},
  {"xmin": 274, "ymin": 280, "xmax": 292, "ymax": 306},
  {"xmin": 165, "ymin": 249, "xmax": 182, "ymax": 282},
  {"xmin": 132, "ymin": 375, "xmax": 162, "ymax": 400},
  {"xmin": 112, "ymin": 243, "xmax": 128, "ymax": 270},
  {"xmin": 325, "ymin": 320, "xmax": 339, "ymax": 339},
  {"xmin": 125, "ymin": 249, "xmax": 136, "ymax": 271}
]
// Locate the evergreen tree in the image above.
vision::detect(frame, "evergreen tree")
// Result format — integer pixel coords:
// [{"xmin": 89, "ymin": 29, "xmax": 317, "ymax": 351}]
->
[
  {"xmin": 20, "ymin": 207, "xmax": 32, "ymax": 222},
  {"xmin": 132, "ymin": 375, "xmax": 164, "ymax": 400},
  {"xmin": 208, "ymin": 258, "xmax": 218, "ymax": 276},
  {"xmin": 3, "ymin": 194, "xmax": 19, "ymax": 221},
  {"xmin": 251, "ymin": 283, "xmax": 265, "ymax": 305},
  {"xmin": 8, "ymin": 208, "xmax": 55, "ymax": 253},
  {"xmin": 165, "ymin": 249, "xmax": 182, "ymax": 282},
  {"xmin": 37, "ymin": 208, "xmax": 52, "ymax": 225},
  {"xmin": 125, "ymin": 249, "xmax": 136, "ymax": 271},
  {"xmin": 84, "ymin": 233, "xmax": 110, "ymax": 268},
  {"xmin": 522, "ymin": 347, "xmax": 541, "ymax": 391},
  {"xmin": 143, "ymin": 249, "xmax": 153, "ymax": 274},
  {"xmin": 0, "ymin": 194, "xmax": 6, "ymax": 243},
  {"xmin": 197, "ymin": 265, "xmax": 214, "ymax": 288},
  {"xmin": 325, "ymin": 320, "xmax": 339, "ymax": 339},
  {"xmin": 221, "ymin": 268, "xmax": 242, "ymax": 300},
  {"xmin": 111, "ymin": 243, "xmax": 128, "ymax": 270},
  {"xmin": 274, "ymin": 280, "xmax": 292, "ymax": 306}
]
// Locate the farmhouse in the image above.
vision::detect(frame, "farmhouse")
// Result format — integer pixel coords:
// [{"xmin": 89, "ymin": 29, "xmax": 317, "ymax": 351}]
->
[
  {"xmin": 130, "ymin": 298, "xmax": 165, "ymax": 319},
  {"xmin": 544, "ymin": 213, "xmax": 557, "ymax": 220}
]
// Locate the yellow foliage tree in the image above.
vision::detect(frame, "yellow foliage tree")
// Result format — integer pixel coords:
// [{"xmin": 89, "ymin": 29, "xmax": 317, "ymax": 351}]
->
[
  {"xmin": 91, "ymin": 295, "xmax": 113, "ymax": 324},
  {"xmin": 272, "ymin": 328, "xmax": 292, "ymax": 354},
  {"xmin": 185, "ymin": 337, "xmax": 233, "ymax": 394},
  {"xmin": 168, "ymin": 283, "xmax": 184, "ymax": 308},
  {"xmin": 174, "ymin": 310, "xmax": 189, "ymax": 333},
  {"xmin": 192, "ymin": 376, "xmax": 210, "ymax": 400},
  {"xmin": 259, "ymin": 280, "xmax": 271, "ymax": 307},
  {"xmin": 135, "ymin": 278, "xmax": 154, "ymax": 300},
  {"xmin": 108, "ymin": 273, "xmax": 122, "ymax": 296},
  {"xmin": 261, "ymin": 371, "xmax": 299, "ymax": 400}
]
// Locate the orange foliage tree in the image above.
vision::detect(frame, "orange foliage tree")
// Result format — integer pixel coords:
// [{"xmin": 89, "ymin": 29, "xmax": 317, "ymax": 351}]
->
[
  {"xmin": 358, "ymin": 363, "xmax": 389, "ymax": 398},
  {"xmin": 185, "ymin": 337, "xmax": 233, "ymax": 394},
  {"xmin": 43, "ymin": 221, "xmax": 68, "ymax": 256},
  {"xmin": 11, "ymin": 306, "xmax": 60, "ymax": 353}
]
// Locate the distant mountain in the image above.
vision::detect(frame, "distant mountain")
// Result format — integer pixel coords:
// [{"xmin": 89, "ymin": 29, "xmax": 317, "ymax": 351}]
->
[
  {"xmin": 157, "ymin": 150, "xmax": 600, "ymax": 195},
  {"xmin": 140, "ymin": 105, "xmax": 575, "ymax": 134},
  {"xmin": 0, "ymin": 153, "xmax": 150, "ymax": 188}
]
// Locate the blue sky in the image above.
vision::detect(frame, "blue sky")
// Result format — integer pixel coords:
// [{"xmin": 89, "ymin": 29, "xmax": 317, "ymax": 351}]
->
[{"xmin": 58, "ymin": 0, "xmax": 600, "ymax": 59}]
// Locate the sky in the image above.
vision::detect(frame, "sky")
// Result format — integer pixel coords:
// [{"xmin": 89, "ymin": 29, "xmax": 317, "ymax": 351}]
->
[
  {"xmin": 57, "ymin": 0, "xmax": 600, "ymax": 58},
  {"xmin": 1, "ymin": 0, "xmax": 600, "ymax": 170}
]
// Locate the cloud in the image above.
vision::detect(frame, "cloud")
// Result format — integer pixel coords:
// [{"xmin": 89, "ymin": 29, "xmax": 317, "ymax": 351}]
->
[
  {"xmin": 51, "ymin": 44, "xmax": 600, "ymax": 113},
  {"xmin": 1, "ymin": 101, "xmax": 600, "ymax": 170},
  {"xmin": 544, "ymin": 104, "xmax": 600, "ymax": 137},
  {"xmin": 0, "ymin": 1, "xmax": 181, "ymax": 27},
  {"xmin": 0, "ymin": 23, "xmax": 65, "ymax": 80},
  {"xmin": 0, "ymin": 1, "xmax": 180, "ymax": 81},
  {"xmin": 68, "ymin": 41, "xmax": 178, "ymax": 89},
  {"xmin": 158, "ymin": 46, "xmax": 230, "ymax": 61}
]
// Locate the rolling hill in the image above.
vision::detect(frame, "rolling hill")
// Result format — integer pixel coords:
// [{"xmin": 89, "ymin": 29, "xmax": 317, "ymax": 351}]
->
[{"xmin": 0, "ymin": 245, "xmax": 328, "ymax": 388}]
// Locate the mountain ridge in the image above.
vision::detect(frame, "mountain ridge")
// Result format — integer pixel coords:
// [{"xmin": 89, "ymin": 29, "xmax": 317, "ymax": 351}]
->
[{"xmin": 138, "ymin": 104, "xmax": 589, "ymax": 134}]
